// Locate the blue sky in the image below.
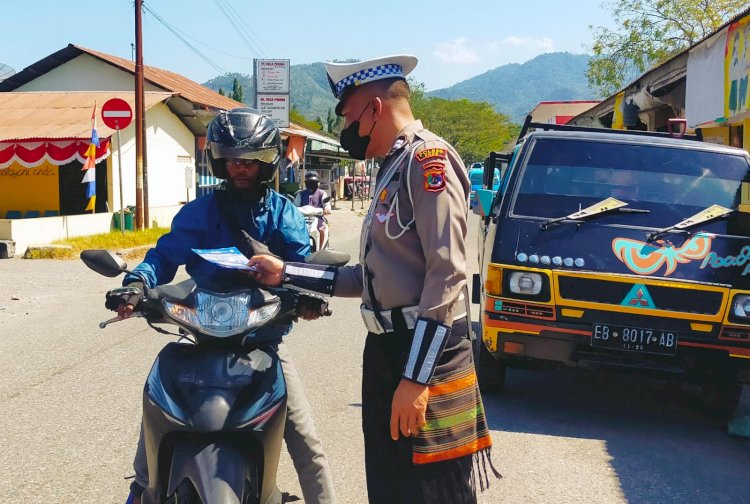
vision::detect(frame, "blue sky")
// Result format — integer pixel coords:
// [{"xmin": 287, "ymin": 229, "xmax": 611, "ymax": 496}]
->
[{"xmin": 0, "ymin": 0, "xmax": 614, "ymax": 91}]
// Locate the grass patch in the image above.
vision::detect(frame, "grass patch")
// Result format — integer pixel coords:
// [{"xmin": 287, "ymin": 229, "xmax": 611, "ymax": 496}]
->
[{"xmin": 24, "ymin": 227, "xmax": 169, "ymax": 260}]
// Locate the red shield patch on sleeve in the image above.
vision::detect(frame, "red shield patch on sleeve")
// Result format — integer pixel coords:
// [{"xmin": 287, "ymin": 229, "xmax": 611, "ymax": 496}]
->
[{"xmin": 423, "ymin": 162, "xmax": 447, "ymax": 193}]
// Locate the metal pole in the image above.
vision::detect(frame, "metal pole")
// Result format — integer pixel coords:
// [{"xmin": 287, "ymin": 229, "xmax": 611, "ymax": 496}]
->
[
  {"xmin": 117, "ymin": 127, "xmax": 125, "ymax": 233},
  {"xmin": 134, "ymin": 0, "xmax": 145, "ymax": 230}
]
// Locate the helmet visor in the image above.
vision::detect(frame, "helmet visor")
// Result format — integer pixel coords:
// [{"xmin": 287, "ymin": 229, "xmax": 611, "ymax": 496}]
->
[{"xmin": 209, "ymin": 144, "xmax": 279, "ymax": 164}]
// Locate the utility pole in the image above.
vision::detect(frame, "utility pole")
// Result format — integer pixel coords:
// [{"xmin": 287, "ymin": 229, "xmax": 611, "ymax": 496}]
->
[{"xmin": 134, "ymin": 0, "xmax": 145, "ymax": 229}]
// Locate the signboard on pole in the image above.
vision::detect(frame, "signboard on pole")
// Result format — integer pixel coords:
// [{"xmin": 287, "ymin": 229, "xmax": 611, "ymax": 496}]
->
[
  {"xmin": 256, "ymin": 59, "xmax": 290, "ymax": 93},
  {"xmin": 258, "ymin": 94, "xmax": 290, "ymax": 129},
  {"xmin": 101, "ymin": 98, "xmax": 133, "ymax": 130},
  {"xmin": 102, "ymin": 98, "xmax": 133, "ymax": 232},
  {"xmin": 255, "ymin": 59, "xmax": 290, "ymax": 128}
]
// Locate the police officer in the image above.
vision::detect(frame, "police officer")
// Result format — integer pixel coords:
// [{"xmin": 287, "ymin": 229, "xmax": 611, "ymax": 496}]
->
[
  {"xmin": 249, "ymin": 57, "xmax": 499, "ymax": 503},
  {"xmin": 107, "ymin": 108, "xmax": 337, "ymax": 504}
]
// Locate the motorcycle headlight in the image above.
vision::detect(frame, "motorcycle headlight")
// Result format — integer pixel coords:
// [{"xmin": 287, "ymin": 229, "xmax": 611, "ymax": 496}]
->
[
  {"xmin": 508, "ymin": 272, "xmax": 542, "ymax": 295},
  {"xmin": 163, "ymin": 291, "xmax": 281, "ymax": 337},
  {"xmin": 732, "ymin": 294, "xmax": 750, "ymax": 319}
]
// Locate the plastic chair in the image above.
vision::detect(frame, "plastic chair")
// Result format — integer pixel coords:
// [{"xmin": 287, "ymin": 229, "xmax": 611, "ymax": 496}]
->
[
  {"xmin": 43, "ymin": 210, "xmax": 59, "ymax": 217},
  {"xmin": 23, "ymin": 210, "xmax": 40, "ymax": 219},
  {"xmin": 4, "ymin": 210, "xmax": 22, "ymax": 219}
]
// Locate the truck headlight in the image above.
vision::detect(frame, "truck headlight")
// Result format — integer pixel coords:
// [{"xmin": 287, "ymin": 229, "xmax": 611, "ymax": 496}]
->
[
  {"xmin": 732, "ymin": 294, "xmax": 750, "ymax": 318},
  {"xmin": 509, "ymin": 272, "xmax": 542, "ymax": 295}
]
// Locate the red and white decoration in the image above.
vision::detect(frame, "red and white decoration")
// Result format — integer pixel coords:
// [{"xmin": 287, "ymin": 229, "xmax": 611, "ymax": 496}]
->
[{"xmin": 0, "ymin": 139, "xmax": 110, "ymax": 169}]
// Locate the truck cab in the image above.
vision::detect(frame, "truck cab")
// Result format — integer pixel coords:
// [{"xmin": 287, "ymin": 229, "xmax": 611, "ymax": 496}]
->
[{"xmin": 472, "ymin": 122, "xmax": 750, "ymax": 416}]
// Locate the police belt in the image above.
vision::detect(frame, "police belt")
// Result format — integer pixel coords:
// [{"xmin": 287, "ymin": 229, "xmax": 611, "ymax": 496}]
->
[{"xmin": 360, "ymin": 304, "xmax": 469, "ymax": 336}]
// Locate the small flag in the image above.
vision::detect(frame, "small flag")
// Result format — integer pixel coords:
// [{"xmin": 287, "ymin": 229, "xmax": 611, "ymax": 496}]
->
[{"xmin": 81, "ymin": 102, "xmax": 98, "ymax": 212}]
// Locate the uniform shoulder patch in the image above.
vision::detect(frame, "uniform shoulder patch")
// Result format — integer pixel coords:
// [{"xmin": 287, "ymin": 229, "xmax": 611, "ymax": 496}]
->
[
  {"xmin": 423, "ymin": 161, "xmax": 447, "ymax": 193},
  {"xmin": 415, "ymin": 146, "xmax": 447, "ymax": 162}
]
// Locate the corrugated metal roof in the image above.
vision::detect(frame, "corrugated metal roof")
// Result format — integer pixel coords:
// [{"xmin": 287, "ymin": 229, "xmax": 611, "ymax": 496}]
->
[{"xmin": 0, "ymin": 91, "xmax": 173, "ymax": 141}]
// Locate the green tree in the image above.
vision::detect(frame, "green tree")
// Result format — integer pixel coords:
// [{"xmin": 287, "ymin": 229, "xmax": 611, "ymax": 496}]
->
[
  {"xmin": 588, "ymin": 0, "xmax": 747, "ymax": 97},
  {"xmin": 409, "ymin": 79, "xmax": 518, "ymax": 161},
  {"xmin": 326, "ymin": 108, "xmax": 336, "ymax": 133},
  {"xmin": 290, "ymin": 107, "xmax": 324, "ymax": 131},
  {"xmin": 231, "ymin": 77, "xmax": 244, "ymax": 103},
  {"xmin": 218, "ymin": 87, "xmax": 225, "ymax": 96}
]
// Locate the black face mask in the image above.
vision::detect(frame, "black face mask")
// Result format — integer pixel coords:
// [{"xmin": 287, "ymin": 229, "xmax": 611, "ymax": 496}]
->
[{"xmin": 339, "ymin": 104, "xmax": 376, "ymax": 160}]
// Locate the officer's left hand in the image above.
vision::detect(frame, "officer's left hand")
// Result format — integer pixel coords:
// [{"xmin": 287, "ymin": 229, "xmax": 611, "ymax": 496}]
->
[{"xmin": 390, "ymin": 378, "xmax": 429, "ymax": 440}]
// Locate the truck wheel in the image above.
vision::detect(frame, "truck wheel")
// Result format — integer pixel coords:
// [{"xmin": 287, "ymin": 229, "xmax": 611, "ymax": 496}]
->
[{"xmin": 474, "ymin": 337, "xmax": 506, "ymax": 394}]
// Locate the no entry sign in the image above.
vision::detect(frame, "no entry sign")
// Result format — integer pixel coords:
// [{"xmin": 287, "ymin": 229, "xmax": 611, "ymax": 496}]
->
[{"xmin": 101, "ymin": 98, "xmax": 133, "ymax": 130}]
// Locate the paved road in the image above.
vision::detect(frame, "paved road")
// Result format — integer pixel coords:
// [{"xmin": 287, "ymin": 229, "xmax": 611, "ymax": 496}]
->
[{"xmin": 1, "ymin": 205, "xmax": 749, "ymax": 503}]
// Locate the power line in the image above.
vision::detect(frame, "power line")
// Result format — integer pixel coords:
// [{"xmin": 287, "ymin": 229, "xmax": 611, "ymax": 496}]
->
[
  {"xmin": 213, "ymin": 0, "xmax": 266, "ymax": 59},
  {"xmin": 218, "ymin": 0, "xmax": 269, "ymax": 56},
  {"xmin": 143, "ymin": 3, "xmax": 227, "ymax": 75}
]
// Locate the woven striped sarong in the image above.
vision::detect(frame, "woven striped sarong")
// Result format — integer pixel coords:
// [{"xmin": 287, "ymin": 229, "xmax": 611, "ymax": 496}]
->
[{"xmin": 412, "ymin": 337, "xmax": 501, "ymax": 485}]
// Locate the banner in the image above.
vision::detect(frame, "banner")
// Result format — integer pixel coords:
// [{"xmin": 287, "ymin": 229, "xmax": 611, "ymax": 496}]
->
[
  {"xmin": 686, "ymin": 30, "xmax": 727, "ymax": 127},
  {"xmin": 725, "ymin": 15, "xmax": 750, "ymax": 120}
]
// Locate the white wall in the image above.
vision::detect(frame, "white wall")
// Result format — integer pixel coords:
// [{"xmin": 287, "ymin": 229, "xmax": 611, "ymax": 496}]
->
[
  {"xmin": 16, "ymin": 53, "xmax": 166, "ymax": 94},
  {"xmin": 143, "ymin": 103, "xmax": 196, "ymax": 207},
  {"xmin": 108, "ymin": 103, "xmax": 195, "ymax": 212},
  {"xmin": 0, "ymin": 205, "xmax": 183, "ymax": 256}
]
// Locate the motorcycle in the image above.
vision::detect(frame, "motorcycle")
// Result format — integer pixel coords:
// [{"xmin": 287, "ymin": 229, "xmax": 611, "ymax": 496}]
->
[
  {"xmin": 296, "ymin": 196, "xmax": 331, "ymax": 252},
  {"xmin": 81, "ymin": 248, "xmax": 349, "ymax": 504}
]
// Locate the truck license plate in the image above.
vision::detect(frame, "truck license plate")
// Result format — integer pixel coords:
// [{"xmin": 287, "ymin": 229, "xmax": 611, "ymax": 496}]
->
[{"xmin": 591, "ymin": 324, "xmax": 678, "ymax": 355}]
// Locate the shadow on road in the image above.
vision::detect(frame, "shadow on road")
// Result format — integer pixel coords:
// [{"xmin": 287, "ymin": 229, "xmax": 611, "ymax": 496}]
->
[{"xmin": 481, "ymin": 364, "xmax": 750, "ymax": 503}]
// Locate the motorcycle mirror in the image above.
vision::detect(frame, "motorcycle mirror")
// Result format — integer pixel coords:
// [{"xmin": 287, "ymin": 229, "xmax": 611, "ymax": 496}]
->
[
  {"xmin": 322, "ymin": 196, "xmax": 331, "ymax": 204},
  {"xmin": 80, "ymin": 249, "xmax": 128, "ymax": 277},
  {"xmin": 305, "ymin": 249, "xmax": 350, "ymax": 267}
]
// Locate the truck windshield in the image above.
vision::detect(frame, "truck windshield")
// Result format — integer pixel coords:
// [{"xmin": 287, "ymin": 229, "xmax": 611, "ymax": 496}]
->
[{"xmin": 512, "ymin": 138, "xmax": 750, "ymax": 228}]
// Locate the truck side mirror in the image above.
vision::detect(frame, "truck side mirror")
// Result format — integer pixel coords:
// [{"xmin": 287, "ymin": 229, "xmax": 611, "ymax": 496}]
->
[{"xmin": 472, "ymin": 189, "xmax": 494, "ymax": 217}]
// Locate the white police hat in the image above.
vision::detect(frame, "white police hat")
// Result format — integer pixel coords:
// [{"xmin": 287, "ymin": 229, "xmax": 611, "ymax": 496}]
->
[{"xmin": 324, "ymin": 55, "xmax": 418, "ymax": 102}]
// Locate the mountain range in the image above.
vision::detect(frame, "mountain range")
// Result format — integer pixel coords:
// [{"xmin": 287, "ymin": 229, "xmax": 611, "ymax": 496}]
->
[{"xmin": 202, "ymin": 52, "xmax": 596, "ymax": 125}]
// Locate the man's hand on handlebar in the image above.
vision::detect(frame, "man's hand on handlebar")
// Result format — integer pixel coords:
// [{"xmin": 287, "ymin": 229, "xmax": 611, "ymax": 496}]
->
[
  {"xmin": 105, "ymin": 282, "xmax": 144, "ymax": 318},
  {"xmin": 296, "ymin": 294, "xmax": 331, "ymax": 321}
]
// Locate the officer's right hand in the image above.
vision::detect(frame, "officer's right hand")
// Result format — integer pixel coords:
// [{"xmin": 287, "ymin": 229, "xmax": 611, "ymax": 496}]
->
[
  {"xmin": 247, "ymin": 254, "xmax": 285, "ymax": 287},
  {"xmin": 105, "ymin": 282, "xmax": 144, "ymax": 318}
]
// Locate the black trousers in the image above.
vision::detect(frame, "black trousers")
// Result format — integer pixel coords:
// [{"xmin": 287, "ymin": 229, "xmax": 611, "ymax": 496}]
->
[{"xmin": 362, "ymin": 329, "xmax": 477, "ymax": 504}]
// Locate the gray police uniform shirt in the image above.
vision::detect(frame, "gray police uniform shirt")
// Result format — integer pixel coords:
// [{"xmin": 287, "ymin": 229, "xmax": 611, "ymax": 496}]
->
[{"xmin": 334, "ymin": 120, "xmax": 470, "ymax": 327}]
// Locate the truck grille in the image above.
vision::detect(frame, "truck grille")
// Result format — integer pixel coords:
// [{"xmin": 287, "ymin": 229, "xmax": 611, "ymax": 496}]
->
[{"xmin": 557, "ymin": 276, "xmax": 724, "ymax": 315}]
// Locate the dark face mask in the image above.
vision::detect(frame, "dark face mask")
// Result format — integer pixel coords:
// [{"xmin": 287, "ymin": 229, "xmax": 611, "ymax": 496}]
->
[
  {"xmin": 305, "ymin": 181, "xmax": 318, "ymax": 192},
  {"xmin": 339, "ymin": 104, "xmax": 376, "ymax": 160}
]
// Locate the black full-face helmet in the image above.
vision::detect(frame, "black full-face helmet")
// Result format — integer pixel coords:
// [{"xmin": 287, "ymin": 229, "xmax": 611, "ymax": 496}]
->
[
  {"xmin": 304, "ymin": 171, "xmax": 320, "ymax": 190},
  {"xmin": 206, "ymin": 108, "xmax": 281, "ymax": 181}
]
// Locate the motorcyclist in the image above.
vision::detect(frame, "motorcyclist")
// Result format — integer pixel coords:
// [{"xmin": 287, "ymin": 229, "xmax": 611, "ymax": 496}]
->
[
  {"xmin": 294, "ymin": 171, "xmax": 332, "ymax": 249},
  {"xmin": 107, "ymin": 108, "xmax": 337, "ymax": 504}
]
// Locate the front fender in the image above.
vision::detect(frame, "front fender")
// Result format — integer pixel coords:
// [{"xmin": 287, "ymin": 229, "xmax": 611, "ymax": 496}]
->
[{"xmin": 167, "ymin": 440, "xmax": 261, "ymax": 504}]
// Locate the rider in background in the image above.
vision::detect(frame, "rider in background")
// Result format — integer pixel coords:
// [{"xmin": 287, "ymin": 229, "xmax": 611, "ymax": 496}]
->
[{"xmin": 295, "ymin": 171, "xmax": 332, "ymax": 246}]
